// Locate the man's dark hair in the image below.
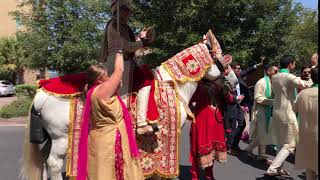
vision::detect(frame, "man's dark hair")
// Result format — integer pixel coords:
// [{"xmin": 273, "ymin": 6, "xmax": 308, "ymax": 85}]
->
[
  {"xmin": 280, "ymin": 55, "xmax": 295, "ymax": 69},
  {"xmin": 311, "ymin": 67, "xmax": 318, "ymax": 84},
  {"xmin": 264, "ymin": 63, "xmax": 278, "ymax": 72},
  {"xmin": 230, "ymin": 62, "xmax": 241, "ymax": 69},
  {"xmin": 300, "ymin": 65, "xmax": 311, "ymax": 74}
]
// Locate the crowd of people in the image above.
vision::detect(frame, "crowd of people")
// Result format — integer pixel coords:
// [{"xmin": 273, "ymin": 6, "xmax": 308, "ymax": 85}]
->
[
  {"xmin": 189, "ymin": 53, "xmax": 318, "ymax": 180},
  {"xmin": 77, "ymin": 0, "xmax": 318, "ymax": 180}
]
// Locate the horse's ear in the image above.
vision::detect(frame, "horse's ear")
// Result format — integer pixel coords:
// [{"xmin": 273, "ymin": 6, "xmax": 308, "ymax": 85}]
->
[
  {"xmin": 206, "ymin": 29, "xmax": 223, "ymax": 60},
  {"xmin": 202, "ymin": 35, "xmax": 207, "ymax": 42}
]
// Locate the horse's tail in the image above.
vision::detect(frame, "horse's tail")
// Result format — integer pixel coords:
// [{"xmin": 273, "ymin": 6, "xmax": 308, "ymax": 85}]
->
[{"xmin": 19, "ymin": 108, "xmax": 51, "ymax": 180}]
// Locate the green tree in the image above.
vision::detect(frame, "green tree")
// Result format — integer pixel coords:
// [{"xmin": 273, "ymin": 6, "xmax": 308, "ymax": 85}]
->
[
  {"xmin": 0, "ymin": 36, "xmax": 29, "ymax": 83},
  {"xmin": 132, "ymin": 0, "xmax": 307, "ymax": 67},
  {"xmin": 12, "ymin": 0, "xmax": 317, "ymax": 74},
  {"xmin": 279, "ymin": 8, "xmax": 318, "ymax": 71},
  {"xmin": 13, "ymin": 0, "xmax": 110, "ymax": 73}
]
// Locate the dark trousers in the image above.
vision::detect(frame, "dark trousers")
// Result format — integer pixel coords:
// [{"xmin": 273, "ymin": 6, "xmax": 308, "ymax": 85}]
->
[{"xmin": 226, "ymin": 117, "xmax": 246, "ymax": 149}]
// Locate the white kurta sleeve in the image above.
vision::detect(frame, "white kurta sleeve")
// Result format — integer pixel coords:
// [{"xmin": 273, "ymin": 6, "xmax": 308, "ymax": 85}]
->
[
  {"xmin": 254, "ymin": 80, "xmax": 274, "ymax": 106},
  {"xmin": 289, "ymin": 74, "xmax": 313, "ymax": 90}
]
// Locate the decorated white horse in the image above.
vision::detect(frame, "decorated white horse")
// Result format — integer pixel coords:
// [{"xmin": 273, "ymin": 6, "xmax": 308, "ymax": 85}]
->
[{"xmin": 21, "ymin": 30, "xmax": 238, "ymax": 180}]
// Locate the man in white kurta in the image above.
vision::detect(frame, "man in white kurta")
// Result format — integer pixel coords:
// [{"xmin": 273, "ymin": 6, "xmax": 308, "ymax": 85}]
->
[
  {"xmin": 266, "ymin": 55, "xmax": 313, "ymax": 176},
  {"xmin": 245, "ymin": 64, "xmax": 278, "ymax": 163},
  {"xmin": 294, "ymin": 67, "xmax": 318, "ymax": 180}
]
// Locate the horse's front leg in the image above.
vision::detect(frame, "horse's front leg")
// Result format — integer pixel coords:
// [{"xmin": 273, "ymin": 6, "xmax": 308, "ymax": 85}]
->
[{"xmin": 46, "ymin": 136, "xmax": 68, "ymax": 180}]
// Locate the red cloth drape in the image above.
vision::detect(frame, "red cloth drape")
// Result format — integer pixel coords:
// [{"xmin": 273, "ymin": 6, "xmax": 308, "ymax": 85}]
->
[
  {"xmin": 38, "ymin": 73, "xmax": 87, "ymax": 95},
  {"xmin": 132, "ymin": 65, "xmax": 159, "ymax": 122},
  {"xmin": 189, "ymin": 83, "xmax": 227, "ymax": 165}
]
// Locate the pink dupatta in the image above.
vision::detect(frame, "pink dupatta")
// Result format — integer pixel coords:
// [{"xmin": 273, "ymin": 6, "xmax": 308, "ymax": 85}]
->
[
  {"xmin": 76, "ymin": 86, "xmax": 96, "ymax": 180},
  {"xmin": 76, "ymin": 87, "xmax": 139, "ymax": 180},
  {"xmin": 117, "ymin": 96, "xmax": 139, "ymax": 158}
]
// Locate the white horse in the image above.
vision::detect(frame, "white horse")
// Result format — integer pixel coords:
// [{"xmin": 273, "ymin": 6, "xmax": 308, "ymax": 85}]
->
[{"xmin": 21, "ymin": 30, "xmax": 238, "ymax": 180}]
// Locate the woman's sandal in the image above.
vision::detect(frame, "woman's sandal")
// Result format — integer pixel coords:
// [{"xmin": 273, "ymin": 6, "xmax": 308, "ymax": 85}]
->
[{"xmin": 279, "ymin": 169, "xmax": 290, "ymax": 176}]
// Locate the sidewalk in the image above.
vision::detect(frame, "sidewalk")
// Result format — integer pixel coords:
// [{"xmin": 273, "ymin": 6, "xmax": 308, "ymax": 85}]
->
[
  {"xmin": 0, "ymin": 116, "xmax": 27, "ymax": 126},
  {"xmin": 0, "ymin": 96, "xmax": 27, "ymax": 126}
]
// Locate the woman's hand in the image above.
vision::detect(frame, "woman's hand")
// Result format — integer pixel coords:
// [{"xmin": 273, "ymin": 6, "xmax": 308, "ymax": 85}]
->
[
  {"xmin": 139, "ymin": 28, "xmax": 148, "ymax": 39},
  {"xmin": 139, "ymin": 27, "xmax": 155, "ymax": 47}
]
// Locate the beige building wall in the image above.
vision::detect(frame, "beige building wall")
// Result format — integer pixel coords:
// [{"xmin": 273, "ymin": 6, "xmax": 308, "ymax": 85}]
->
[
  {"xmin": 0, "ymin": 0, "xmax": 19, "ymax": 37},
  {"xmin": 23, "ymin": 68, "xmax": 49, "ymax": 85}
]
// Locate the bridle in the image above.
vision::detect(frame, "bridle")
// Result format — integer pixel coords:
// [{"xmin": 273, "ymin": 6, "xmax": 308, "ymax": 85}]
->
[{"xmin": 204, "ymin": 43, "xmax": 228, "ymax": 83}]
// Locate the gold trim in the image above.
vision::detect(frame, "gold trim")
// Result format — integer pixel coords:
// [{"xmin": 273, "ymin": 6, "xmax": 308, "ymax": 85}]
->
[
  {"xmin": 161, "ymin": 43, "xmax": 214, "ymax": 83},
  {"xmin": 162, "ymin": 61, "xmax": 212, "ymax": 83},
  {"xmin": 176, "ymin": 89, "xmax": 181, "ymax": 177},
  {"xmin": 40, "ymin": 87, "xmax": 82, "ymax": 98},
  {"xmin": 66, "ymin": 98, "xmax": 76, "ymax": 177},
  {"xmin": 139, "ymin": 82, "xmax": 181, "ymax": 179},
  {"xmin": 163, "ymin": 80, "xmax": 195, "ymax": 122}
]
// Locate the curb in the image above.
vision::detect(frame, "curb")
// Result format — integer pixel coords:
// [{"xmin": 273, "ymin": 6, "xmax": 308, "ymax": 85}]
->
[{"xmin": 0, "ymin": 116, "xmax": 27, "ymax": 126}]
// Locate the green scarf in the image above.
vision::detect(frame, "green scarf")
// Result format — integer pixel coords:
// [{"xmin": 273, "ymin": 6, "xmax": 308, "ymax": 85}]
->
[{"xmin": 264, "ymin": 76, "xmax": 272, "ymax": 133}]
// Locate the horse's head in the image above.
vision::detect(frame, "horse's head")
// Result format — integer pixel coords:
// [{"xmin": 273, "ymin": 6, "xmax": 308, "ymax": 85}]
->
[{"xmin": 202, "ymin": 29, "xmax": 238, "ymax": 91}]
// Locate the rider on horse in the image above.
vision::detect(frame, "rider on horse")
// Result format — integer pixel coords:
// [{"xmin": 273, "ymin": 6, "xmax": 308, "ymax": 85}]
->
[{"xmin": 99, "ymin": 0, "xmax": 159, "ymax": 135}]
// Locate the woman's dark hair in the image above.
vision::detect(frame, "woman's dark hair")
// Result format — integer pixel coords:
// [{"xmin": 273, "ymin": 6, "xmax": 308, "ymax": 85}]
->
[
  {"xmin": 311, "ymin": 67, "xmax": 318, "ymax": 84},
  {"xmin": 280, "ymin": 55, "xmax": 295, "ymax": 69}
]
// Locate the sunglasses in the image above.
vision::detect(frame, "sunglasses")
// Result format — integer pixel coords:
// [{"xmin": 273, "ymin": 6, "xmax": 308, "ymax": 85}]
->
[{"xmin": 303, "ymin": 71, "xmax": 311, "ymax": 74}]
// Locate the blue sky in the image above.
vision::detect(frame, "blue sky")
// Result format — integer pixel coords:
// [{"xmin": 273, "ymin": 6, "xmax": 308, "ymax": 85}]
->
[{"xmin": 295, "ymin": 0, "xmax": 318, "ymax": 9}]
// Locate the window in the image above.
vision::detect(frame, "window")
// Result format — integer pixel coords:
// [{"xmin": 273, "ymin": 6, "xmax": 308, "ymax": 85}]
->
[
  {"xmin": 36, "ymin": 68, "xmax": 46, "ymax": 80},
  {"xmin": 16, "ymin": 15, "xmax": 21, "ymax": 30}
]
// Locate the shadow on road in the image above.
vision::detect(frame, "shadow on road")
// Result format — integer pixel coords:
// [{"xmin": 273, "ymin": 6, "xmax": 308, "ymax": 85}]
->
[
  {"xmin": 234, "ymin": 151, "xmax": 270, "ymax": 171},
  {"xmin": 179, "ymin": 165, "xmax": 192, "ymax": 179},
  {"xmin": 234, "ymin": 145, "xmax": 295, "ymax": 172},
  {"xmin": 256, "ymin": 175, "xmax": 294, "ymax": 180}
]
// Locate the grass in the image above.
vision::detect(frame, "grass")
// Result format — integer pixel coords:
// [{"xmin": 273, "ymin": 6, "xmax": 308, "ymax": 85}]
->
[{"xmin": 0, "ymin": 96, "xmax": 33, "ymax": 118}]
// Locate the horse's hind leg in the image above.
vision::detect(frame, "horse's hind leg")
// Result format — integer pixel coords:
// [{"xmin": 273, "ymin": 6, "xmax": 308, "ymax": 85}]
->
[{"xmin": 46, "ymin": 136, "xmax": 68, "ymax": 180}]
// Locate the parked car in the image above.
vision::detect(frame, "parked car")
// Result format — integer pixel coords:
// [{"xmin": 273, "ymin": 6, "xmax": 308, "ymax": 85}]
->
[{"xmin": 0, "ymin": 80, "xmax": 15, "ymax": 96}]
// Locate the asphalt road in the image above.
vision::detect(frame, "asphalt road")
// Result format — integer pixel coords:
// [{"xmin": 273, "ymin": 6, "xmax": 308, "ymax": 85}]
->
[
  {"xmin": 0, "ymin": 126, "xmax": 25, "ymax": 180},
  {"xmin": 0, "ymin": 122, "xmax": 309, "ymax": 180}
]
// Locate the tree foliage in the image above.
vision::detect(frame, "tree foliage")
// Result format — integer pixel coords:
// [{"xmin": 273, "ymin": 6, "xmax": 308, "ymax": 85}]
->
[
  {"xmin": 0, "ymin": 36, "xmax": 29, "ymax": 82},
  {"xmin": 132, "ymin": 0, "xmax": 312, "ymax": 67},
  {"xmin": 279, "ymin": 9, "xmax": 318, "ymax": 70},
  {"xmin": 13, "ymin": 0, "xmax": 110, "ymax": 73},
  {"xmin": 10, "ymin": 0, "xmax": 318, "ymax": 74}
]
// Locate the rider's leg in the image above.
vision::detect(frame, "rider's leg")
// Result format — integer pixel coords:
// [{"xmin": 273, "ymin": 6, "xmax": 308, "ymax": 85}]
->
[{"xmin": 136, "ymin": 86, "xmax": 154, "ymax": 135}]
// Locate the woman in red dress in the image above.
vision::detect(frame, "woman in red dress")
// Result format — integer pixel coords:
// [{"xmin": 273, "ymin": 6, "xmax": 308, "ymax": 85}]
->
[{"xmin": 189, "ymin": 80, "xmax": 232, "ymax": 180}]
